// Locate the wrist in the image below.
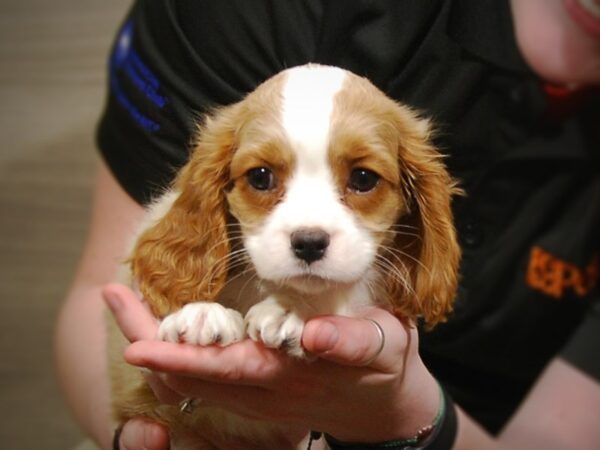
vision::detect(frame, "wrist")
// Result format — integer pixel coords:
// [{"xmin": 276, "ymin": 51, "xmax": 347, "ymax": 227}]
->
[
  {"xmin": 322, "ymin": 382, "xmax": 457, "ymax": 450},
  {"xmin": 392, "ymin": 362, "xmax": 442, "ymax": 441},
  {"xmin": 330, "ymin": 360, "xmax": 440, "ymax": 443}
]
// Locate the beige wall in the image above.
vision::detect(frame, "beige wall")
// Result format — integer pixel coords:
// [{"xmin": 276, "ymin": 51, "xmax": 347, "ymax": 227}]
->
[{"xmin": 0, "ymin": 1, "xmax": 130, "ymax": 448}]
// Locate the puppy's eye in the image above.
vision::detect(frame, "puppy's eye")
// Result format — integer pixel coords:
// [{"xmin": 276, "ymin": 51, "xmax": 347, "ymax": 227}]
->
[
  {"xmin": 348, "ymin": 168, "xmax": 380, "ymax": 193},
  {"xmin": 246, "ymin": 167, "xmax": 275, "ymax": 191}
]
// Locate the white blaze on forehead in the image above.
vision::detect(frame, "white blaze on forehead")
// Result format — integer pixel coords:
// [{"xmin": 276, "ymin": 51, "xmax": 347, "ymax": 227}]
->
[
  {"xmin": 278, "ymin": 66, "xmax": 348, "ymax": 228},
  {"xmin": 281, "ymin": 66, "xmax": 347, "ymax": 166}
]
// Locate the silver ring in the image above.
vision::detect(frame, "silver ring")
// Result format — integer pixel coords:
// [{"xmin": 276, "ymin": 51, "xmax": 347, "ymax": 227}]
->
[
  {"xmin": 363, "ymin": 318, "xmax": 385, "ymax": 366},
  {"xmin": 179, "ymin": 398, "xmax": 198, "ymax": 414}
]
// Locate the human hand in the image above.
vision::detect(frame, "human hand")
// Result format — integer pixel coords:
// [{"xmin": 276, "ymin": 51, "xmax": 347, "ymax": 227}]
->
[
  {"xmin": 103, "ymin": 284, "xmax": 175, "ymax": 450},
  {"xmin": 112, "ymin": 418, "xmax": 170, "ymax": 450},
  {"xmin": 103, "ymin": 283, "xmax": 440, "ymax": 446}
]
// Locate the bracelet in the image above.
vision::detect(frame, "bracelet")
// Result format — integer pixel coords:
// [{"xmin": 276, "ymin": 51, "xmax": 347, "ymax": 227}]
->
[
  {"xmin": 112, "ymin": 424, "xmax": 124, "ymax": 450},
  {"xmin": 320, "ymin": 384, "xmax": 457, "ymax": 450}
]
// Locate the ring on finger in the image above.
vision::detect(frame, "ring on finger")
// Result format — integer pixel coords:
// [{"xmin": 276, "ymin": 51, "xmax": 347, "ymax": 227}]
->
[
  {"xmin": 179, "ymin": 397, "xmax": 200, "ymax": 414},
  {"xmin": 363, "ymin": 318, "xmax": 385, "ymax": 366}
]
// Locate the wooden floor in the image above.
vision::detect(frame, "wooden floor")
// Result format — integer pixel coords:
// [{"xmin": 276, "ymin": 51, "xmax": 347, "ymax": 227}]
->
[{"xmin": 0, "ymin": 1, "xmax": 129, "ymax": 448}]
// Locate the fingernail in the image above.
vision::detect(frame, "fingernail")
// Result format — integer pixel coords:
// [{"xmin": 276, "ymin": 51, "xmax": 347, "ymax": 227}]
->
[
  {"xmin": 312, "ymin": 321, "xmax": 339, "ymax": 353},
  {"xmin": 104, "ymin": 292, "xmax": 122, "ymax": 312}
]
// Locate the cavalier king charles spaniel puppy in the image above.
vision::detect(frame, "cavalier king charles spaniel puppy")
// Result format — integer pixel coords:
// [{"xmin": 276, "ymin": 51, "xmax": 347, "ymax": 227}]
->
[{"xmin": 108, "ymin": 64, "xmax": 460, "ymax": 449}]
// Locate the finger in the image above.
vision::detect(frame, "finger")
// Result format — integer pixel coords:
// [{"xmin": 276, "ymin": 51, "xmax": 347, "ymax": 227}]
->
[
  {"xmin": 141, "ymin": 369, "xmax": 184, "ymax": 405},
  {"xmin": 125, "ymin": 338, "xmax": 289, "ymax": 385},
  {"xmin": 119, "ymin": 417, "xmax": 170, "ymax": 450},
  {"xmin": 302, "ymin": 309, "xmax": 409, "ymax": 371},
  {"xmin": 102, "ymin": 283, "xmax": 159, "ymax": 342},
  {"xmin": 162, "ymin": 373, "xmax": 266, "ymax": 411},
  {"xmin": 160, "ymin": 374, "xmax": 303, "ymax": 423}
]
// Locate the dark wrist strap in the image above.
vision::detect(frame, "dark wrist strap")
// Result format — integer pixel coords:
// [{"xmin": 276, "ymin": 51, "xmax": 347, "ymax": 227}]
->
[
  {"xmin": 322, "ymin": 385, "xmax": 457, "ymax": 450},
  {"xmin": 112, "ymin": 424, "xmax": 124, "ymax": 450},
  {"xmin": 419, "ymin": 386, "xmax": 457, "ymax": 450}
]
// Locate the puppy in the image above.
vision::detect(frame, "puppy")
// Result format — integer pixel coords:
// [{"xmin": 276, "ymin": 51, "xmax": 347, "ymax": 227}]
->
[{"xmin": 108, "ymin": 64, "xmax": 461, "ymax": 450}]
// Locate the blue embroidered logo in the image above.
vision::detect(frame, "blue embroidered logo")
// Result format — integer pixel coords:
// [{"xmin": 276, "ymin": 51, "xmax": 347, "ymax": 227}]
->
[
  {"xmin": 109, "ymin": 20, "xmax": 168, "ymax": 132},
  {"xmin": 113, "ymin": 20, "xmax": 133, "ymax": 68}
]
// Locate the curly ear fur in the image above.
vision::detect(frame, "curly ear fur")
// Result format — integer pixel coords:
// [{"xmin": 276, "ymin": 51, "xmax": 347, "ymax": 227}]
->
[
  {"xmin": 387, "ymin": 107, "xmax": 461, "ymax": 327},
  {"xmin": 130, "ymin": 104, "xmax": 243, "ymax": 317}
]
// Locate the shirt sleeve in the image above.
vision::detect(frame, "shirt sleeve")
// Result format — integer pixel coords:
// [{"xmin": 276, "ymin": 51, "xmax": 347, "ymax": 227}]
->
[
  {"xmin": 96, "ymin": 0, "xmax": 321, "ymax": 205},
  {"xmin": 561, "ymin": 298, "xmax": 600, "ymax": 380},
  {"xmin": 97, "ymin": 0, "xmax": 202, "ymax": 205}
]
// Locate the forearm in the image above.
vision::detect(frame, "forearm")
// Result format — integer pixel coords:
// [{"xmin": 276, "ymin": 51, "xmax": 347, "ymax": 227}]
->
[
  {"xmin": 452, "ymin": 358, "xmax": 600, "ymax": 450},
  {"xmin": 53, "ymin": 161, "xmax": 146, "ymax": 449},
  {"xmin": 455, "ymin": 404, "xmax": 567, "ymax": 450},
  {"xmin": 54, "ymin": 282, "xmax": 113, "ymax": 450},
  {"xmin": 453, "ymin": 407, "xmax": 509, "ymax": 450}
]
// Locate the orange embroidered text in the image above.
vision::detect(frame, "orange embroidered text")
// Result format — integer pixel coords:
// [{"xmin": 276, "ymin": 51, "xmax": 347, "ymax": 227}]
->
[{"xmin": 527, "ymin": 246, "xmax": 599, "ymax": 299}]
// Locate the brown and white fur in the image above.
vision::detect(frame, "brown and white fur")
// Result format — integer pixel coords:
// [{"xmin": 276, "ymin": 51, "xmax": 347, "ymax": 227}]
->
[{"xmin": 108, "ymin": 64, "xmax": 461, "ymax": 450}]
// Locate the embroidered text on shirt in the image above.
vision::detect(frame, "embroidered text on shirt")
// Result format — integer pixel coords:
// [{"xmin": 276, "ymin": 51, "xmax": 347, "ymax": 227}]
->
[{"xmin": 526, "ymin": 246, "xmax": 599, "ymax": 299}]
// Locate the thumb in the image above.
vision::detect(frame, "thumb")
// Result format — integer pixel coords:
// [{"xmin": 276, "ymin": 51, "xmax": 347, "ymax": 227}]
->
[
  {"xmin": 301, "ymin": 309, "xmax": 410, "ymax": 371},
  {"xmin": 118, "ymin": 417, "xmax": 170, "ymax": 450},
  {"xmin": 102, "ymin": 283, "xmax": 159, "ymax": 342}
]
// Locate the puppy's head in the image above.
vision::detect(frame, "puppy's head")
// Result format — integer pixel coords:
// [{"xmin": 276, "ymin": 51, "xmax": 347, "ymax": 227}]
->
[{"xmin": 131, "ymin": 65, "xmax": 460, "ymax": 325}]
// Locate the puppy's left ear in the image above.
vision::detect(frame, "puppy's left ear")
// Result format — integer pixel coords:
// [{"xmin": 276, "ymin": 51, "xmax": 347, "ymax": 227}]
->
[
  {"xmin": 130, "ymin": 103, "xmax": 243, "ymax": 317},
  {"xmin": 389, "ymin": 107, "xmax": 461, "ymax": 327}
]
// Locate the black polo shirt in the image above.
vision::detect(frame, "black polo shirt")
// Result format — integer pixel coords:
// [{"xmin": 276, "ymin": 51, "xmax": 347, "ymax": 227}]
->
[{"xmin": 97, "ymin": 0, "xmax": 600, "ymax": 434}]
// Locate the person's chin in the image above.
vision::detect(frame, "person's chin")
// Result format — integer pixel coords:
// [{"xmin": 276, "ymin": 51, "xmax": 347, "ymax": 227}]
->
[{"xmin": 512, "ymin": 0, "xmax": 600, "ymax": 86}]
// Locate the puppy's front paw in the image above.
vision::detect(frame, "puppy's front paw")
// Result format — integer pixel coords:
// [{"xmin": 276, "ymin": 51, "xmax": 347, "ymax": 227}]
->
[
  {"xmin": 245, "ymin": 298, "xmax": 305, "ymax": 358},
  {"xmin": 158, "ymin": 302, "xmax": 245, "ymax": 346}
]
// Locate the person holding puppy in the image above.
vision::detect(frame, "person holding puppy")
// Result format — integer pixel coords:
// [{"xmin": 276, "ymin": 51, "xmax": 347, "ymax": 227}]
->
[{"xmin": 55, "ymin": 1, "xmax": 599, "ymax": 449}]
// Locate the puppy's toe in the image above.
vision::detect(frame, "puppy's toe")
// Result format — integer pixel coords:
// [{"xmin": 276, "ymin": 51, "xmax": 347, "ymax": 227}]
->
[
  {"xmin": 245, "ymin": 298, "xmax": 306, "ymax": 357},
  {"xmin": 158, "ymin": 302, "xmax": 245, "ymax": 346}
]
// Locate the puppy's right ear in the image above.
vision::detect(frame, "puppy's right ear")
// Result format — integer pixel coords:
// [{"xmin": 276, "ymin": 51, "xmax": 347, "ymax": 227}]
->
[
  {"xmin": 387, "ymin": 106, "xmax": 462, "ymax": 328},
  {"xmin": 130, "ymin": 103, "xmax": 244, "ymax": 317}
]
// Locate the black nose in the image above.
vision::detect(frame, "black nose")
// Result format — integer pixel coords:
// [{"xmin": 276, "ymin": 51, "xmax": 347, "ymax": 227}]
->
[{"xmin": 290, "ymin": 228, "xmax": 330, "ymax": 264}]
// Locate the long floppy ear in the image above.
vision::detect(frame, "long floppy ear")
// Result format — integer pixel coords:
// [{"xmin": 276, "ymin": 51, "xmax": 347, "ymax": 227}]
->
[
  {"xmin": 388, "ymin": 106, "xmax": 461, "ymax": 327},
  {"xmin": 130, "ymin": 104, "xmax": 243, "ymax": 318}
]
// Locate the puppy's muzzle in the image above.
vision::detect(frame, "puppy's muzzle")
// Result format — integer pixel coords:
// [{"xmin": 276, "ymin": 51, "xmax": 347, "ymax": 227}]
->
[{"xmin": 290, "ymin": 228, "xmax": 330, "ymax": 264}]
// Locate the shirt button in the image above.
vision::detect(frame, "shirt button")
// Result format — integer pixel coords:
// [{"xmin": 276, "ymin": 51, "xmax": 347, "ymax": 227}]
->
[
  {"xmin": 460, "ymin": 218, "xmax": 484, "ymax": 249},
  {"xmin": 509, "ymin": 86, "xmax": 525, "ymax": 105}
]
